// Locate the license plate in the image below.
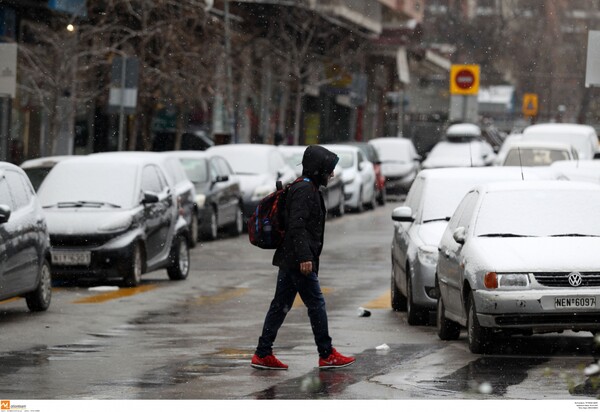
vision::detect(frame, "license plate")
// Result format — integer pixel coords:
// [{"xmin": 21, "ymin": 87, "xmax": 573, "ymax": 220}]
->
[
  {"xmin": 51, "ymin": 251, "xmax": 91, "ymax": 266},
  {"xmin": 554, "ymin": 296, "xmax": 596, "ymax": 309}
]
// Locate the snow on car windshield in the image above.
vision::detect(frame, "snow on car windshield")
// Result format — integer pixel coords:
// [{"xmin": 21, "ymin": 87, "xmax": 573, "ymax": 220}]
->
[
  {"xmin": 217, "ymin": 150, "xmax": 270, "ymax": 175},
  {"xmin": 375, "ymin": 142, "xmax": 411, "ymax": 163},
  {"xmin": 38, "ymin": 163, "xmax": 138, "ymax": 208},
  {"xmin": 180, "ymin": 158, "xmax": 209, "ymax": 183},
  {"xmin": 475, "ymin": 189, "xmax": 600, "ymax": 237}
]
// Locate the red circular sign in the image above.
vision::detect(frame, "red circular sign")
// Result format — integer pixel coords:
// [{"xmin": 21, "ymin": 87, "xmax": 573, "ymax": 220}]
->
[{"xmin": 455, "ymin": 69, "xmax": 475, "ymax": 89}]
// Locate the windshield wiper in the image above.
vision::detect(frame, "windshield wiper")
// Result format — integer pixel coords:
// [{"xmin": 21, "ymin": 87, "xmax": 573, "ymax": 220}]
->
[
  {"xmin": 550, "ymin": 233, "xmax": 600, "ymax": 237},
  {"xmin": 45, "ymin": 201, "xmax": 121, "ymax": 209},
  {"xmin": 479, "ymin": 233, "xmax": 534, "ymax": 238},
  {"xmin": 422, "ymin": 217, "xmax": 450, "ymax": 223}
]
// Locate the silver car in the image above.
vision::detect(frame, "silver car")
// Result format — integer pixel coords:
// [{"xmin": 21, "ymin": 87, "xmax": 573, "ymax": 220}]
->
[
  {"xmin": 436, "ymin": 181, "xmax": 600, "ymax": 354},
  {"xmin": 391, "ymin": 167, "xmax": 563, "ymax": 325}
]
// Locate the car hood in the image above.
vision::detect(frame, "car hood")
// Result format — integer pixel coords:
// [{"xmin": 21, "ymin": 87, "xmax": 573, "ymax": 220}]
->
[
  {"xmin": 416, "ymin": 221, "xmax": 448, "ymax": 246},
  {"xmin": 380, "ymin": 161, "xmax": 414, "ymax": 177},
  {"xmin": 467, "ymin": 237, "xmax": 600, "ymax": 272},
  {"xmin": 236, "ymin": 174, "xmax": 273, "ymax": 199},
  {"xmin": 43, "ymin": 209, "xmax": 134, "ymax": 235}
]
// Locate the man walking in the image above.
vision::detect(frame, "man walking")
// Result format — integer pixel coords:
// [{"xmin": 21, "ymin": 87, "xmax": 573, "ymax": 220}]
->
[{"xmin": 251, "ymin": 145, "xmax": 356, "ymax": 370}]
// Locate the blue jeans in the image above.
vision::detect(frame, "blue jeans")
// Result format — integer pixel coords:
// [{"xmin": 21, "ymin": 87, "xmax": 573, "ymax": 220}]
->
[{"xmin": 256, "ymin": 268, "xmax": 333, "ymax": 359}]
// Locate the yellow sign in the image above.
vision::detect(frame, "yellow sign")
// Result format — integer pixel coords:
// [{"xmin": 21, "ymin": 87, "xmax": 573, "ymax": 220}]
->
[
  {"xmin": 450, "ymin": 64, "xmax": 480, "ymax": 95},
  {"xmin": 522, "ymin": 93, "xmax": 539, "ymax": 117}
]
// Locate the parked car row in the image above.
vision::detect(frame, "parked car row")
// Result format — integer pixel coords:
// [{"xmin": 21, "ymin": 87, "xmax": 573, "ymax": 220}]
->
[{"xmin": 390, "ymin": 164, "xmax": 600, "ymax": 354}]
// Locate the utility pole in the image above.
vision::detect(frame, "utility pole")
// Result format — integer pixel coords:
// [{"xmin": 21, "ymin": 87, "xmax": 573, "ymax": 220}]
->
[{"xmin": 224, "ymin": 0, "xmax": 235, "ymax": 143}]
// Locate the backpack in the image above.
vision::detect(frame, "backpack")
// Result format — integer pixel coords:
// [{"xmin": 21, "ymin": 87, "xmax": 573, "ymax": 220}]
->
[{"xmin": 248, "ymin": 177, "xmax": 308, "ymax": 249}]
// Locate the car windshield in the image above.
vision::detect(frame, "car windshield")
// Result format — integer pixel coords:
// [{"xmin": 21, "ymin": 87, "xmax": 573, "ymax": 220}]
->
[
  {"xmin": 334, "ymin": 151, "xmax": 354, "ymax": 169},
  {"xmin": 373, "ymin": 142, "xmax": 411, "ymax": 163},
  {"xmin": 215, "ymin": 150, "xmax": 270, "ymax": 175},
  {"xmin": 475, "ymin": 189, "xmax": 600, "ymax": 237},
  {"xmin": 503, "ymin": 148, "xmax": 570, "ymax": 166},
  {"xmin": 180, "ymin": 158, "xmax": 209, "ymax": 183},
  {"xmin": 523, "ymin": 133, "xmax": 591, "ymax": 158},
  {"xmin": 37, "ymin": 163, "xmax": 138, "ymax": 208}
]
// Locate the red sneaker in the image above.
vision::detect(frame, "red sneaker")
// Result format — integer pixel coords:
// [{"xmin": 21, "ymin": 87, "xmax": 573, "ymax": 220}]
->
[
  {"xmin": 251, "ymin": 354, "xmax": 289, "ymax": 370},
  {"xmin": 319, "ymin": 348, "xmax": 355, "ymax": 369}
]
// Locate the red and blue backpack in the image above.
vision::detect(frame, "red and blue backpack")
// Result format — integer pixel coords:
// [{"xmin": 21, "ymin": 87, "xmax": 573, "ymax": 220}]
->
[{"xmin": 248, "ymin": 177, "xmax": 308, "ymax": 249}]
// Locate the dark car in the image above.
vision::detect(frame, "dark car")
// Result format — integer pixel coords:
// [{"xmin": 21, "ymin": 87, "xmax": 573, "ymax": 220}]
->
[
  {"xmin": 170, "ymin": 151, "xmax": 244, "ymax": 240},
  {"xmin": 37, "ymin": 155, "xmax": 190, "ymax": 286},
  {"xmin": 0, "ymin": 162, "xmax": 52, "ymax": 311},
  {"xmin": 345, "ymin": 141, "xmax": 386, "ymax": 205}
]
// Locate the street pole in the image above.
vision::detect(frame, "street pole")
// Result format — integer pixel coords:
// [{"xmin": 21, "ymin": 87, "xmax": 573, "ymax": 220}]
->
[
  {"xmin": 0, "ymin": 94, "xmax": 10, "ymax": 162},
  {"xmin": 224, "ymin": 0, "xmax": 235, "ymax": 143},
  {"xmin": 118, "ymin": 56, "xmax": 126, "ymax": 151}
]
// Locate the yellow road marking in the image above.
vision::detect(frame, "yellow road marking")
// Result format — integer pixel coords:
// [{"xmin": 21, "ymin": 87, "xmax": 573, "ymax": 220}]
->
[
  {"xmin": 73, "ymin": 284, "xmax": 158, "ymax": 304},
  {"xmin": 292, "ymin": 287, "xmax": 332, "ymax": 308},
  {"xmin": 194, "ymin": 288, "xmax": 249, "ymax": 305},
  {"xmin": 362, "ymin": 290, "xmax": 391, "ymax": 309},
  {"xmin": 0, "ymin": 297, "xmax": 20, "ymax": 305}
]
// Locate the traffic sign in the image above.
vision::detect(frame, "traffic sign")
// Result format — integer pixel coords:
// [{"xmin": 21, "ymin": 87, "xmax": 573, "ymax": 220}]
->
[
  {"xmin": 522, "ymin": 93, "xmax": 538, "ymax": 117},
  {"xmin": 450, "ymin": 64, "xmax": 480, "ymax": 95}
]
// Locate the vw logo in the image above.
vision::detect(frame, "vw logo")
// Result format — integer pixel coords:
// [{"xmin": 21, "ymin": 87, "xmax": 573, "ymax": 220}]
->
[{"xmin": 568, "ymin": 272, "xmax": 583, "ymax": 287}]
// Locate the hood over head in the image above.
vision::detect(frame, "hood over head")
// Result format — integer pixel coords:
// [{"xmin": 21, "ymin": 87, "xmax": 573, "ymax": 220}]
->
[{"xmin": 302, "ymin": 145, "xmax": 339, "ymax": 187}]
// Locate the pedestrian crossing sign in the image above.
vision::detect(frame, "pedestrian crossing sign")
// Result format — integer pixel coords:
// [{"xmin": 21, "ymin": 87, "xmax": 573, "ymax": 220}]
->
[{"xmin": 522, "ymin": 93, "xmax": 538, "ymax": 117}]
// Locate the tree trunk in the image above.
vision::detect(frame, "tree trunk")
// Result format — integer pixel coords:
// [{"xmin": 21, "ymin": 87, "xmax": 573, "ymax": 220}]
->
[{"xmin": 293, "ymin": 81, "xmax": 302, "ymax": 146}]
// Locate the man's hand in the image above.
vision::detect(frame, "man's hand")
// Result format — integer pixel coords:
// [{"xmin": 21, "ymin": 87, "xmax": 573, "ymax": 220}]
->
[{"xmin": 300, "ymin": 261, "xmax": 313, "ymax": 275}]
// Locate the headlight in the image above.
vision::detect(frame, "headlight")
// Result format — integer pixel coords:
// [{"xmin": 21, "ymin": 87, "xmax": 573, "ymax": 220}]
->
[
  {"xmin": 251, "ymin": 185, "xmax": 275, "ymax": 201},
  {"xmin": 417, "ymin": 245, "xmax": 438, "ymax": 266},
  {"xmin": 195, "ymin": 193, "xmax": 206, "ymax": 208},
  {"xmin": 484, "ymin": 272, "xmax": 530, "ymax": 289},
  {"xmin": 98, "ymin": 215, "xmax": 132, "ymax": 233}
]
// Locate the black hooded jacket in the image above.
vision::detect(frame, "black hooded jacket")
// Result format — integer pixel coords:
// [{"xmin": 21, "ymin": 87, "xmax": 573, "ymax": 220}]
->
[{"xmin": 272, "ymin": 145, "xmax": 339, "ymax": 273}]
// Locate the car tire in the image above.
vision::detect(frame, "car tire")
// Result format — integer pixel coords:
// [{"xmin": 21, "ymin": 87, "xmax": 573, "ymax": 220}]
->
[
  {"xmin": 203, "ymin": 207, "xmax": 218, "ymax": 240},
  {"xmin": 391, "ymin": 265, "xmax": 407, "ymax": 311},
  {"xmin": 189, "ymin": 213, "xmax": 199, "ymax": 247},
  {"xmin": 368, "ymin": 187, "xmax": 377, "ymax": 210},
  {"xmin": 227, "ymin": 203, "xmax": 244, "ymax": 237},
  {"xmin": 356, "ymin": 187, "xmax": 364, "ymax": 213},
  {"xmin": 436, "ymin": 294, "xmax": 460, "ymax": 340},
  {"xmin": 406, "ymin": 275, "xmax": 427, "ymax": 325},
  {"xmin": 122, "ymin": 243, "xmax": 143, "ymax": 287},
  {"xmin": 25, "ymin": 259, "xmax": 52, "ymax": 312},
  {"xmin": 377, "ymin": 187, "xmax": 387, "ymax": 206},
  {"xmin": 335, "ymin": 190, "xmax": 345, "ymax": 217},
  {"xmin": 467, "ymin": 291, "xmax": 491, "ymax": 354},
  {"xmin": 167, "ymin": 235, "xmax": 190, "ymax": 281}
]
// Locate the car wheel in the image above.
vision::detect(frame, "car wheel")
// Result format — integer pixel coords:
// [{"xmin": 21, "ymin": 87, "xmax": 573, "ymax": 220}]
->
[
  {"xmin": 203, "ymin": 207, "xmax": 218, "ymax": 240},
  {"xmin": 25, "ymin": 259, "xmax": 52, "ymax": 312},
  {"xmin": 189, "ymin": 213, "xmax": 199, "ymax": 247},
  {"xmin": 391, "ymin": 264, "xmax": 407, "ymax": 311},
  {"xmin": 336, "ymin": 190, "xmax": 345, "ymax": 217},
  {"xmin": 377, "ymin": 186, "xmax": 387, "ymax": 206},
  {"xmin": 167, "ymin": 236, "xmax": 190, "ymax": 280},
  {"xmin": 356, "ymin": 187, "xmax": 364, "ymax": 213},
  {"xmin": 406, "ymin": 275, "xmax": 427, "ymax": 325},
  {"xmin": 122, "ymin": 243, "xmax": 143, "ymax": 287},
  {"xmin": 437, "ymin": 294, "xmax": 460, "ymax": 340},
  {"xmin": 228, "ymin": 203, "xmax": 244, "ymax": 237},
  {"xmin": 467, "ymin": 291, "xmax": 491, "ymax": 354},
  {"xmin": 368, "ymin": 187, "xmax": 377, "ymax": 210}
]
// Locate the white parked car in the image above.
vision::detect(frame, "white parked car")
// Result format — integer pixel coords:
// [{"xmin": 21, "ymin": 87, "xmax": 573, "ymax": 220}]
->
[
  {"xmin": 498, "ymin": 140, "xmax": 578, "ymax": 167},
  {"xmin": 323, "ymin": 144, "xmax": 376, "ymax": 212},
  {"xmin": 521, "ymin": 123, "xmax": 599, "ymax": 160},
  {"xmin": 551, "ymin": 160, "xmax": 600, "ymax": 184},
  {"xmin": 207, "ymin": 144, "xmax": 296, "ymax": 223},
  {"xmin": 422, "ymin": 140, "xmax": 496, "ymax": 169},
  {"xmin": 391, "ymin": 166, "xmax": 563, "ymax": 325},
  {"xmin": 436, "ymin": 180, "xmax": 600, "ymax": 354},
  {"xmin": 368, "ymin": 137, "xmax": 421, "ymax": 195}
]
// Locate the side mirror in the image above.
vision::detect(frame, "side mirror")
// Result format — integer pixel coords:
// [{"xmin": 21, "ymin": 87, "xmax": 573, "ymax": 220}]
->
[
  {"xmin": 215, "ymin": 175, "xmax": 229, "ymax": 183},
  {"xmin": 453, "ymin": 227, "xmax": 466, "ymax": 245},
  {"xmin": 0, "ymin": 204, "xmax": 11, "ymax": 224},
  {"xmin": 391, "ymin": 206, "xmax": 414, "ymax": 222},
  {"xmin": 142, "ymin": 191, "xmax": 159, "ymax": 204}
]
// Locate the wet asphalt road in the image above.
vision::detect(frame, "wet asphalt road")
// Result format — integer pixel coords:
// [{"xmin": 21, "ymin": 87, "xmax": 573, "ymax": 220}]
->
[{"xmin": 0, "ymin": 198, "xmax": 598, "ymax": 401}]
